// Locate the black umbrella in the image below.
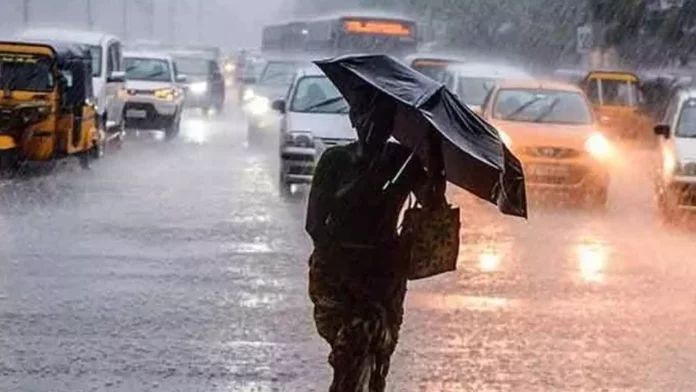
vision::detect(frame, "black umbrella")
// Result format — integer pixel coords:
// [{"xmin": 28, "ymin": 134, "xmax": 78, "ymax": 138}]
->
[{"xmin": 314, "ymin": 54, "xmax": 527, "ymax": 218}]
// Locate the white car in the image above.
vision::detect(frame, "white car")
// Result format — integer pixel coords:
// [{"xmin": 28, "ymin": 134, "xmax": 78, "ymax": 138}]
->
[
  {"xmin": 18, "ymin": 29, "xmax": 126, "ymax": 141},
  {"xmin": 445, "ymin": 62, "xmax": 533, "ymax": 113},
  {"xmin": 123, "ymin": 51, "xmax": 186, "ymax": 138},
  {"xmin": 654, "ymin": 87, "xmax": 696, "ymax": 217},
  {"xmin": 271, "ymin": 66, "xmax": 355, "ymax": 194}
]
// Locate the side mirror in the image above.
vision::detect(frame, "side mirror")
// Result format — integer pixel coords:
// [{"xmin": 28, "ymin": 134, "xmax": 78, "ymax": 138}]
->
[
  {"xmin": 107, "ymin": 71, "xmax": 126, "ymax": 84},
  {"xmin": 271, "ymin": 99, "xmax": 286, "ymax": 114},
  {"xmin": 176, "ymin": 74, "xmax": 188, "ymax": 83},
  {"xmin": 654, "ymin": 124, "xmax": 670, "ymax": 138}
]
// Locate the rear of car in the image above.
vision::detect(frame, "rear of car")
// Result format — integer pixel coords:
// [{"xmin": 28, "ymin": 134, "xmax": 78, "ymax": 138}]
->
[
  {"xmin": 406, "ymin": 54, "xmax": 465, "ymax": 83},
  {"xmin": 174, "ymin": 56, "xmax": 225, "ymax": 112},
  {"xmin": 446, "ymin": 63, "xmax": 533, "ymax": 113},
  {"xmin": 123, "ymin": 52, "xmax": 185, "ymax": 137},
  {"xmin": 483, "ymin": 81, "xmax": 612, "ymax": 206},
  {"xmin": 272, "ymin": 67, "xmax": 355, "ymax": 192},
  {"xmin": 245, "ymin": 60, "xmax": 304, "ymax": 139}
]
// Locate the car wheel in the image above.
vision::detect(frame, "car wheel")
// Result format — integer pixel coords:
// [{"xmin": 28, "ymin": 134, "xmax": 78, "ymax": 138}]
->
[
  {"xmin": 214, "ymin": 100, "xmax": 225, "ymax": 114},
  {"xmin": 165, "ymin": 115, "xmax": 181, "ymax": 139},
  {"xmin": 587, "ymin": 186, "xmax": 608, "ymax": 209},
  {"xmin": 278, "ymin": 166, "xmax": 293, "ymax": 197},
  {"xmin": 657, "ymin": 191, "xmax": 677, "ymax": 221}
]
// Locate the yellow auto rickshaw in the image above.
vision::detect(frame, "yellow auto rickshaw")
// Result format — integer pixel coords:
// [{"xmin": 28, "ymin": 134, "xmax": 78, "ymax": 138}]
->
[
  {"xmin": 582, "ymin": 71, "xmax": 653, "ymax": 141},
  {"xmin": 0, "ymin": 40, "xmax": 102, "ymax": 173}
]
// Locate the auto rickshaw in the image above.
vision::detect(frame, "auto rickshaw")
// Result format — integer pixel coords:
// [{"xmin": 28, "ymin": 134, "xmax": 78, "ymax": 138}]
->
[
  {"xmin": 0, "ymin": 40, "xmax": 101, "ymax": 173},
  {"xmin": 553, "ymin": 69, "xmax": 654, "ymax": 142}
]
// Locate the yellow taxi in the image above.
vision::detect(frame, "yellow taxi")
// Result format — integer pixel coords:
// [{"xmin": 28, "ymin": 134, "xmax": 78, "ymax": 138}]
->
[{"xmin": 481, "ymin": 80, "xmax": 613, "ymax": 206}]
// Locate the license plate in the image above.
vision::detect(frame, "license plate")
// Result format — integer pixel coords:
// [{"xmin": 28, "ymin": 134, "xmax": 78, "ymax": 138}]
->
[
  {"xmin": 126, "ymin": 109, "xmax": 147, "ymax": 119},
  {"xmin": 527, "ymin": 164, "xmax": 569, "ymax": 177}
]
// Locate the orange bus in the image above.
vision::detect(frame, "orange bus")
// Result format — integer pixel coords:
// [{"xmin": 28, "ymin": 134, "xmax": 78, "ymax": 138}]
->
[{"xmin": 262, "ymin": 13, "xmax": 419, "ymax": 58}]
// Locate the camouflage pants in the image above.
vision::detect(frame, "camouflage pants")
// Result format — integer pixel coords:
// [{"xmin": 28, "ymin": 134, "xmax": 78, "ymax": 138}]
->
[{"xmin": 309, "ymin": 248, "xmax": 407, "ymax": 392}]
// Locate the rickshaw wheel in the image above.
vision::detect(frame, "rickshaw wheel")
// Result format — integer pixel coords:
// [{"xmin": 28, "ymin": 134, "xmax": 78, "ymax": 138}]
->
[
  {"xmin": 0, "ymin": 151, "xmax": 20, "ymax": 178},
  {"xmin": 78, "ymin": 152, "xmax": 91, "ymax": 170}
]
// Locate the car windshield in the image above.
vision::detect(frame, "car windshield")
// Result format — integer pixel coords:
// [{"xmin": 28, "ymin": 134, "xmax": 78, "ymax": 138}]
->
[
  {"xmin": 494, "ymin": 89, "xmax": 593, "ymax": 125},
  {"xmin": 0, "ymin": 53, "xmax": 54, "ymax": 91},
  {"xmin": 124, "ymin": 57, "xmax": 172, "ymax": 82},
  {"xmin": 291, "ymin": 76, "xmax": 349, "ymax": 114},
  {"xmin": 88, "ymin": 45, "xmax": 102, "ymax": 77},
  {"xmin": 457, "ymin": 77, "xmax": 497, "ymax": 107},
  {"xmin": 676, "ymin": 100, "xmax": 696, "ymax": 138},
  {"xmin": 586, "ymin": 78, "xmax": 638, "ymax": 106},
  {"xmin": 174, "ymin": 58, "xmax": 210, "ymax": 76},
  {"xmin": 259, "ymin": 62, "xmax": 297, "ymax": 86}
]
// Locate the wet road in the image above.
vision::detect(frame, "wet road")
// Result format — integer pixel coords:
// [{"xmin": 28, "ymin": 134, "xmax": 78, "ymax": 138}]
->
[{"xmin": 1, "ymin": 106, "xmax": 696, "ymax": 391}]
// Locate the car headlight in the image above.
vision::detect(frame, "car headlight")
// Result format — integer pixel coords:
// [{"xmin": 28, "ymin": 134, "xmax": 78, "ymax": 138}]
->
[
  {"xmin": 224, "ymin": 63, "xmax": 235, "ymax": 73},
  {"xmin": 154, "ymin": 88, "xmax": 176, "ymax": 101},
  {"xmin": 116, "ymin": 88, "xmax": 130, "ymax": 99},
  {"xmin": 663, "ymin": 150, "xmax": 678, "ymax": 176},
  {"xmin": 284, "ymin": 131, "xmax": 314, "ymax": 148},
  {"xmin": 585, "ymin": 132, "xmax": 611, "ymax": 159},
  {"xmin": 190, "ymin": 81, "xmax": 208, "ymax": 95},
  {"xmin": 247, "ymin": 96, "xmax": 270, "ymax": 116},
  {"xmin": 497, "ymin": 128, "xmax": 512, "ymax": 148},
  {"xmin": 243, "ymin": 88, "xmax": 255, "ymax": 101}
]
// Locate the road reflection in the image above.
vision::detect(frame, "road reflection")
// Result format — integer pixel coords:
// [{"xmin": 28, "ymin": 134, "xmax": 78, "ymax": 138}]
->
[
  {"xmin": 409, "ymin": 292, "xmax": 513, "ymax": 311},
  {"xmin": 181, "ymin": 117, "xmax": 209, "ymax": 144},
  {"xmin": 575, "ymin": 241, "xmax": 610, "ymax": 284}
]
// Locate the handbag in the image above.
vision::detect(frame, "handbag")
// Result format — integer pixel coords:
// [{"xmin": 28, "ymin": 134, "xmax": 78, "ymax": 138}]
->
[{"xmin": 400, "ymin": 198, "xmax": 461, "ymax": 280}]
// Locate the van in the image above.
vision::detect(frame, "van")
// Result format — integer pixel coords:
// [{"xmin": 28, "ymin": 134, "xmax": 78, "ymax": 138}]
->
[{"xmin": 18, "ymin": 29, "xmax": 127, "ymax": 142}]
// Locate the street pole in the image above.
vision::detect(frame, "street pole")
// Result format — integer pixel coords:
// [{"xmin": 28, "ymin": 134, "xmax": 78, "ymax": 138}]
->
[
  {"xmin": 23, "ymin": 0, "xmax": 30, "ymax": 26},
  {"xmin": 168, "ymin": 0, "xmax": 176, "ymax": 44},
  {"xmin": 87, "ymin": 0, "xmax": 94, "ymax": 30},
  {"xmin": 149, "ymin": 0, "xmax": 155, "ymax": 39},
  {"xmin": 123, "ymin": 0, "xmax": 128, "ymax": 40},
  {"xmin": 197, "ymin": 0, "xmax": 203, "ymax": 43}
]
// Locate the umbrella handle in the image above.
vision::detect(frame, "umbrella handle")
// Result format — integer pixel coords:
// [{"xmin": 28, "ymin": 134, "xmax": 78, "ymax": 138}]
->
[
  {"xmin": 382, "ymin": 135, "xmax": 427, "ymax": 191},
  {"xmin": 382, "ymin": 150, "xmax": 416, "ymax": 191}
]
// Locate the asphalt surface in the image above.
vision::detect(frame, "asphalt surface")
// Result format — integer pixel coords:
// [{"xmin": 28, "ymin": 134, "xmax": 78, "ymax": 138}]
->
[{"xmin": 1, "ymin": 105, "xmax": 696, "ymax": 391}]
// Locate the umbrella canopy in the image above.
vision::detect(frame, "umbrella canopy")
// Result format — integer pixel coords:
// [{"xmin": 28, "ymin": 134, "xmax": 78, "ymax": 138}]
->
[{"xmin": 315, "ymin": 54, "xmax": 527, "ymax": 218}]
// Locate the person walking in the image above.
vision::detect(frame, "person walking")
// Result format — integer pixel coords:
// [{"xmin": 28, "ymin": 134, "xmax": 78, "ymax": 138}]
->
[{"xmin": 306, "ymin": 93, "xmax": 445, "ymax": 392}]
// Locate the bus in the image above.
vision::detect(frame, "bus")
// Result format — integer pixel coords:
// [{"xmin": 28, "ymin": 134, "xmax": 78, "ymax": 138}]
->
[{"xmin": 261, "ymin": 13, "xmax": 419, "ymax": 58}]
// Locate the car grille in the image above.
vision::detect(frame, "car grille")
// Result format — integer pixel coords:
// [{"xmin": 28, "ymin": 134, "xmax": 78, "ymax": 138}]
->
[
  {"xmin": 523, "ymin": 146, "xmax": 582, "ymax": 159},
  {"xmin": 125, "ymin": 102, "xmax": 156, "ymax": 117},
  {"xmin": 525, "ymin": 164, "xmax": 587, "ymax": 186},
  {"xmin": 319, "ymin": 137, "xmax": 353, "ymax": 148},
  {"xmin": 672, "ymin": 183, "xmax": 696, "ymax": 206},
  {"xmin": 289, "ymin": 166, "xmax": 313, "ymax": 176},
  {"xmin": 680, "ymin": 162, "xmax": 696, "ymax": 176},
  {"xmin": 129, "ymin": 89, "xmax": 154, "ymax": 96}
]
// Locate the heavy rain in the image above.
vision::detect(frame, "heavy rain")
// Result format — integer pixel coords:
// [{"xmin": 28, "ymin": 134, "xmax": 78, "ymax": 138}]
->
[{"xmin": 1, "ymin": 0, "xmax": 696, "ymax": 391}]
